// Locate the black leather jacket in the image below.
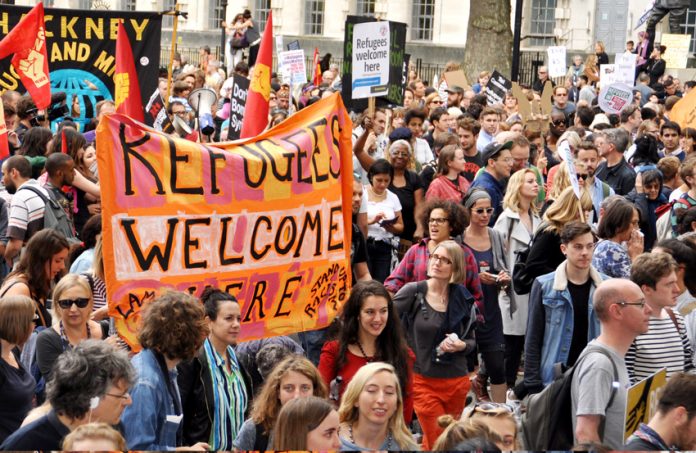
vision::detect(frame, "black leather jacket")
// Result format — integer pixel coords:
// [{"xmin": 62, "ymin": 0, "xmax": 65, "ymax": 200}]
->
[{"xmin": 177, "ymin": 346, "xmax": 253, "ymax": 446}]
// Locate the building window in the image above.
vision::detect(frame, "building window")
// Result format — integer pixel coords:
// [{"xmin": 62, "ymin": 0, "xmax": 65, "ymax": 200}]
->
[
  {"xmin": 356, "ymin": 0, "xmax": 375, "ymax": 16},
  {"xmin": 255, "ymin": 0, "xmax": 271, "ymax": 30},
  {"xmin": 209, "ymin": 0, "xmax": 225, "ymax": 29},
  {"xmin": 411, "ymin": 0, "xmax": 434, "ymax": 41},
  {"xmin": 304, "ymin": 0, "xmax": 324, "ymax": 35},
  {"xmin": 123, "ymin": 0, "xmax": 136, "ymax": 10},
  {"xmin": 77, "ymin": 0, "xmax": 92, "ymax": 8},
  {"xmin": 530, "ymin": 0, "xmax": 557, "ymax": 46},
  {"xmin": 162, "ymin": 0, "xmax": 176, "ymax": 28}
]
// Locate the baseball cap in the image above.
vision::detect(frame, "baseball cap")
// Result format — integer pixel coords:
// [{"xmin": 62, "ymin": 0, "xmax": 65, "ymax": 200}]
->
[
  {"xmin": 445, "ymin": 85, "xmax": 464, "ymax": 95},
  {"xmin": 481, "ymin": 140, "xmax": 514, "ymax": 163}
]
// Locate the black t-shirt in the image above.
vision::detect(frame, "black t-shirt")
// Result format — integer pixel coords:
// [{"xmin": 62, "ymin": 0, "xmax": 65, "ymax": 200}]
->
[
  {"xmin": 0, "ymin": 348, "xmax": 35, "ymax": 444},
  {"xmin": 350, "ymin": 223, "xmax": 368, "ymax": 284},
  {"xmin": 567, "ymin": 278, "xmax": 592, "ymax": 367},
  {"xmin": 462, "ymin": 153, "xmax": 483, "ymax": 183},
  {"xmin": 389, "ymin": 170, "xmax": 423, "ymax": 242},
  {"xmin": 0, "ymin": 410, "xmax": 69, "ymax": 450}
]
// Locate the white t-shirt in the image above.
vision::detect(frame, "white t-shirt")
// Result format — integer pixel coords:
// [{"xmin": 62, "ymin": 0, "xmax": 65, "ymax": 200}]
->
[
  {"xmin": 364, "ymin": 187, "xmax": 402, "ymax": 242},
  {"xmin": 414, "ymin": 138, "xmax": 433, "ymax": 167}
]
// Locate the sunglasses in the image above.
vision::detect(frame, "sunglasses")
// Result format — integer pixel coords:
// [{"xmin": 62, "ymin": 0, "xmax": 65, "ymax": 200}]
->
[
  {"xmin": 577, "ymin": 173, "xmax": 589, "ymax": 181},
  {"xmin": 474, "ymin": 207, "xmax": 495, "ymax": 215},
  {"xmin": 553, "ymin": 120, "xmax": 566, "ymax": 126},
  {"xmin": 57, "ymin": 297, "xmax": 90, "ymax": 309},
  {"xmin": 473, "ymin": 402, "xmax": 515, "ymax": 414}
]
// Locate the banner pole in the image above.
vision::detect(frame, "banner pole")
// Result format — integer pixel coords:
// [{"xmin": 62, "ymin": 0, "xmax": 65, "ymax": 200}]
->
[
  {"xmin": 165, "ymin": 2, "xmax": 181, "ymax": 109},
  {"xmin": 367, "ymin": 96, "xmax": 375, "ymax": 118}
]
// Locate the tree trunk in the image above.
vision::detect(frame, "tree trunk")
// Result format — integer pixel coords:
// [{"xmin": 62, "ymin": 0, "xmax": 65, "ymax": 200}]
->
[{"xmin": 462, "ymin": 0, "xmax": 513, "ymax": 83}]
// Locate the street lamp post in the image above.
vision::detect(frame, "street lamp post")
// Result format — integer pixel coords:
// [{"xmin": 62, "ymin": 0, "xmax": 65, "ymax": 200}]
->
[
  {"xmin": 220, "ymin": 1, "xmax": 228, "ymax": 71},
  {"xmin": 511, "ymin": 0, "xmax": 523, "ymax": 82}
]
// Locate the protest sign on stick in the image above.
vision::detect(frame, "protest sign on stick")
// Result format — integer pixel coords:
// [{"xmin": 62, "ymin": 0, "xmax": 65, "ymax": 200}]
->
[
  {"xmin": 227, "ymin": 74, "xmax": 249, "ymax": 140},
  {"xmin": 662, "ymin": 33, "xmax": 691, "ymax": 68},
  {"xmin": 278, "ymin": 49, "xmax": 307, "ymax": 86},
  {"xmin": 598, "ymin": 82, "xmax": 633, "ymax": 114},
  {"xmin": 98, "ymin": 93, "xmax": 354, "ymax": 350},
  {"xmin": 547, "ymin": 46, "xmax": 567, "ymax": 78},
  {"xmin": 615, "ymin": 53, "xmax": 637, "ymax": 86},
  {"xmin": 485, "ymin": 70, "xmax": 512, "ymax": 106},
  {"xmin": 351, "ymin": 21, "xmax": 390, "ymax": 99},
  {"xmin": 599, "ymin": 64, "xmax": 617, "ymax": 86}
]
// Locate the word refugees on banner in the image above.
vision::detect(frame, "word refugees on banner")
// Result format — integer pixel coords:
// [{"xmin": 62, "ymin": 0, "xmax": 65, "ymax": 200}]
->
[{"xmin": 97, "ymin": 93, "xmax": 354, "ymax": 349}]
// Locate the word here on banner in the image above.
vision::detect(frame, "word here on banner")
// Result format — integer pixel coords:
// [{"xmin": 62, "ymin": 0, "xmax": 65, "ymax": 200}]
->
[{"xmin": 97, "ymin": 93, "xmax": 354, "ymax": 349}]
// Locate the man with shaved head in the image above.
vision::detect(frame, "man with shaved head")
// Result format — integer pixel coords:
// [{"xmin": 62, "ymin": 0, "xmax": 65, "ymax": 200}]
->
[{"xmin": 572, "ymin": 278, "xmax": 652, "ymax": 449}]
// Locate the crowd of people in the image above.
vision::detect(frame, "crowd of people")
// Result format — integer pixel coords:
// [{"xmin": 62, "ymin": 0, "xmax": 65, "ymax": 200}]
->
[{"xmin": 2, "ymin": 10, "xmax": 696, "ymax": 451}]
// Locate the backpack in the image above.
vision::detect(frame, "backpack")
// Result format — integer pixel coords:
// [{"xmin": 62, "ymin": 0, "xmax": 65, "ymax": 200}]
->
[
  {"xmin": 520, "ymin": 345, "xmax": 619, "ymax": 450},
  {"xmin": 511, "ymin": 220, "xmax": 539, "ymax": 295},
  {"xmin": 20, "ymin": 185, "xmax": 79, "ymax": 244}
]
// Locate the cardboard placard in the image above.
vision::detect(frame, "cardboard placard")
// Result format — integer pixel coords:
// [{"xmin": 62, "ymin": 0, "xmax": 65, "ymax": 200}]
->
[
  {"xmin": 444, "ymin": 70, "xmax": 470, "ymax": 91},
  {"xmin": 662, "ymin": 33, "xmax": 691, "ymax": 69}
]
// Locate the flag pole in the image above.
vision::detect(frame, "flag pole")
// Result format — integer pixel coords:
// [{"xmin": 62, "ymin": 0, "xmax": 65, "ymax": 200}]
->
[{"xmin": 165, "ymin": 2, "xmax": 182, "ymax": 109}]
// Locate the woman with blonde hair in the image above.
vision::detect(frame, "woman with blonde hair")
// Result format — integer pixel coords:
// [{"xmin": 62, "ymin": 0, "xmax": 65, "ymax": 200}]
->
[
  {"xmin": 432, "ymin": 415, "xmax": 503, "ymax": 451},
  {"xmin": 583, "ymin": 54, "xmax": 599, "ymax": 85},
  {"xmin": 35, "ymin": 274, "xmax": 105, "ymax": 381},
  {"xmin": 233, "ymin": 355, "xmax": 328, "ymax": 450},
  {"xmin": 494, "ymin": 169, "xmax": 542, "ymax": 395},
  {"xmin": 337, "ymin": 362, "xmax": 417, "ymax": 450},
  {"xmin": 425, "ymin": 92, "xmax": 445, "ymax": 116},
  {"xmin": 273, "ymin": 396, "xmax": 340, "ymax": 450},
  {"xmin": 515, "ymin": 187, "xmax": 593, "ymax": 297},
  {"xmin": 545, "ymin": 161, "xmax": 591, "ymax": 214},
  {"xmin": 393, "ymin": 240, "xmax": 477, "ymax": 449},
  {"xmin": 62, "ymin": 422, "xmax": 126, "ymax": 451},
  {"xmin": 545, "ymin": 130, "xmax": 582, "ymax": 196},
  {"xmin": 462, "ymin": 402, "xmax": 519, "ymax": 450},
  {"xmin": 473, "ymin": 71, "xmax": 490, "ymax": 94}
]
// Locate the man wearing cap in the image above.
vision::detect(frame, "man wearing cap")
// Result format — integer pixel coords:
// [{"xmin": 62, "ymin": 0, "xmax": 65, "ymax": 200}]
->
[
  {"xmin": 470, "ymin": 140, "xmax": 514, "ymax": 226},
  {"xmin": 446, "ymin": 85, "xmax": 464, "ymax": 108}
]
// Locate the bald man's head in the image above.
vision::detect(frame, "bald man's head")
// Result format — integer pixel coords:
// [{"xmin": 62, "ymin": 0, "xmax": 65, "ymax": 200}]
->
[{"xmin": 593, "ymin": 278, "xmax": 643, "ymax": 322}]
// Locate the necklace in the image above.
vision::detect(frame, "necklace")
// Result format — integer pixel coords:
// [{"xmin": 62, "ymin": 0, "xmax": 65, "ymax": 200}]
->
[
  {"xmin": 59, "ymin": 320, "xmax": 91, "ymax": 351},
  {"xmin": 367, "ymin": 185, "xmax": 387, "ymax": 202},
  {"xmin": 348, "ymin": 422, "xmax": 393, "ymax": 449},
  {"xmin": 356, "ymin": 340, "xmax": 374, "ymax": 361}
]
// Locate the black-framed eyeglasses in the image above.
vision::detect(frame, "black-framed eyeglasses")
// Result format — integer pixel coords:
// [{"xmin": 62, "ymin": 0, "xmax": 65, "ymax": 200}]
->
[
  {"xmin": 577, "ymin": 174, "xmax": 589, "ymax": 181},
  {"xmin": 429, "ymin": 254, "xmax": 452, "ymax": 265},
  {"xmin": 474, "ymin": 207, "xmax": 495, "ymax": 215},
  {"xmin": 429, "ymin": 217, "xmax": 449, "ymax": 225},
  {"xmin": 616, "ymin": 299, "xmax": 647, "ymax": 309},
  {"xmin": 105, "ymin": 391, "xmax": 131, "ymax": 400},
  {"xmin": 57, "ymin": 297, "xmax": 90, "ymax": 309}
]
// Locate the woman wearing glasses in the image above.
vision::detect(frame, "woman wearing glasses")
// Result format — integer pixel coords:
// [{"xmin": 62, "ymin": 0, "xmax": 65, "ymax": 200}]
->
[
  {"xmin": 425, "ymin": 92, "xmax": 444, "ymax": 117},
  {"xmin": 425, "ymin": 144, "xmax": 471, "ymax": 203},
  {"xmin": 393, "ymin": 240, "xmax": 477, "ymax": 449},
  {"xmin": 35, "ymin": 274, "xmax": 106, "ymax": 381},
  {"xmin": 363, "ymin": 158, "xmax": 404, "ymax": 283},
  {"xmin": 461, "ymin": 189, "xmax": 510, "ymax": 404}
]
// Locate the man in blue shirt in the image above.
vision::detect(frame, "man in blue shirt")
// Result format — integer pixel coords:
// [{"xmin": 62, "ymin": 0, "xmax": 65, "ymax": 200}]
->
[{"xmin": 471, "ymin": 140, "xmax": 513, "ymax": 226}]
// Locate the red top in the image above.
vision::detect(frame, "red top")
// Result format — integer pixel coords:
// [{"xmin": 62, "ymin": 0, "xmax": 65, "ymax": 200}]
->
[{"xmin": 318, "ymin": 340, "xmax": 416, "ymax": 424}]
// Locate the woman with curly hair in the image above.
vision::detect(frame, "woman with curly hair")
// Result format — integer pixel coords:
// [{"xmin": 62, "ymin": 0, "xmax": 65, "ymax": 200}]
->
[
  {"xmin": 177, "ymin": 287, "xmax": 251, "ymax": 450},
  {"xmin": 318, "ymin": 280, "xmax": 414, "ymax": 422},
  {"xmin": 233, "ymin": 355, "xmax": 327, "ymax": 450},
  {"xmin": 338, "ymin": 362, "xmax": 417, "ymax": 450},
  {"xmin": 121, "ymin": 291, "xmax": 210, "ymax": 451},
  {"xmin": 0, "ymin": 229, "xmax": 70, "ymax": 328}
]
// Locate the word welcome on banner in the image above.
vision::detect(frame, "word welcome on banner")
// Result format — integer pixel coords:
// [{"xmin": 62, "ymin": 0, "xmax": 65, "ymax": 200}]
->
[
  {"xmin": 97, "ymin": 93, "xmax": 354, "ymax": 349},
  {"xmin": 0, "ymin": 5, "xmax": 160, "ymax": 130}
]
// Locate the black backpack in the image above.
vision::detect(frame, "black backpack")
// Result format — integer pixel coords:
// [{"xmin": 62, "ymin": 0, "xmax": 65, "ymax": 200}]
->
[{"xmin": 521, "ymin": 345, "xmax": 619, "ymax": 450}]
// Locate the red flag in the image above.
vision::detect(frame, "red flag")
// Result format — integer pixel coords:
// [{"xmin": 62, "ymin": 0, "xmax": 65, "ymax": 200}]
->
[
  {"xmin": 61, "ymin": 128, "xmax": 67, "ymax": 154},
  {"xmin": 240, "ymin": 12, "xmax": 273, "ymax": 139},
  {"xmin": 313, "ymin": 48, "xmax": 321, "ymax": 86},
  {"xmin": 114, "ymin": 21, "xmax": 144, "ymax": 122},
  {"xmin": 0, "ymin": 102, "xmax": 9, "ymax": 160},
  {"xmin": 0, "ymin": 3, "xmax": 50, "ymax": 109}
]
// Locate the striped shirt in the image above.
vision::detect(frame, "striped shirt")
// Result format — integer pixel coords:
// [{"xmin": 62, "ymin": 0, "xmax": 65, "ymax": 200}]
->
[
  {"xmin": 204, "ymin": 338, "xmax": 247, "ymax": 450},
  {"xmin": 625, "ymin": 311, "xmax": 694, "ymax": 384},
  {"xmin": 7, "ymin": 180, "xmax": 47, "ymax": 241}
]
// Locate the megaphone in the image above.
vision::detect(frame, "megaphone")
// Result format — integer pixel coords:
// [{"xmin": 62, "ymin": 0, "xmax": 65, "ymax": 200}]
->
[
  {"xmin": 188, "ymin": 88, "xmax": 217, "ymax": 136},
  {"xmin": 172, "ymin": 114, "xmax": 192, "ymax": 137}
]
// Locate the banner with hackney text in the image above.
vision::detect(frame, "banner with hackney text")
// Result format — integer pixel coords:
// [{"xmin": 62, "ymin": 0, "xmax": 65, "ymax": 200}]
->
[
  {"xmin": 97, "ymin": 93, "xmax": 354, "ymax": 349},
  {"xmin": 0, "ymin": 5, "xmax": 160, "ymax": 131}
]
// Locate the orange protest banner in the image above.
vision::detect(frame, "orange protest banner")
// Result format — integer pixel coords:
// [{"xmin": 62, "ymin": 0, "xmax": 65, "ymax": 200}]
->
[
  {"xmin": 670, "ymin": 86, "xmax": 696, "ymax": 130},
  {"xmin": 97, "ymin": 93, "xmax": 354, "ymax": 349}
]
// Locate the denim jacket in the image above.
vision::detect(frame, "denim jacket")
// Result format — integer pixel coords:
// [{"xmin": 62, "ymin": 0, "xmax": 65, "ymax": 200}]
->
[
  {"xmin": 121, "ymin": 349, "xmax": 181, "ymax": 450},
  {"xmin": 524, "ymin": 261, "xmax": 607, "ymax": 390}
]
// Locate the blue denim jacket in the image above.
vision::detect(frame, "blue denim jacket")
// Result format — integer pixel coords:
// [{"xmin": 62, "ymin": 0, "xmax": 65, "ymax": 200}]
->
[
  {"xmin": 524, "ymin": 261, "xmax": 608, "ymax": 389},
  {"xmin": 121, "ymin": 349, "xmax": 181, "ymax": 450}
]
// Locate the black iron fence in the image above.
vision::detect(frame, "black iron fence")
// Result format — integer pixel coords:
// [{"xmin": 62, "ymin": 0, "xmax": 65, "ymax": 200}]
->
[{"xmin": 160, "ymin": 46, "xmax": 561, "ymax": 90}]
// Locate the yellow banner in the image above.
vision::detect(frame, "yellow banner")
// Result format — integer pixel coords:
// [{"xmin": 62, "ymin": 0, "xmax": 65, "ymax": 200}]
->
[
  {"xmin": 624, "ymin": 368, "xmax": 667, "ymax": 441},
  {"xmin": 96, "ymin": 93, "xmax": 354, "ymax": 349}
]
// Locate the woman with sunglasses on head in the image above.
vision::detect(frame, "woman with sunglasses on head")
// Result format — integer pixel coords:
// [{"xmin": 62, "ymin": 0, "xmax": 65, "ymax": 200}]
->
[
  {"xmin": 35, "ymin": 274, "xmax": 106, "ymax": 381},
  {"xmin": 177, "ymin": 287, "xmax": 251, "ymax": 450},
  {"xmin": 0, "ymin": 229, "xmax": 70, "ymax": 329},
  {"xmin": 493, "ymin": 169, "xmax": 542, "ymax": 395},
  {"xmin": 363, "ymin": 159, "xmax": 404, "ymax": 283},
  {"xmin": 462, "ymin": 402, "xmax": 519, "ymax": 451},
  {"xmin": 425, "ymin": 144, "xmax": 470, "ymax": 203},
  {"xmin": 233, "ymin": 355, "xmax": 328, "ymax": 450},
  {"xmin": 461, "ymin": 189, "xmax": 509, "ymax": 404},
  {"xmin": 318, "ymin": 280, "xmax": 414, "ymax": 422},
  {"xmin": 337, "ymin": 362, "xmax": 418, "ymax": 451},
  {"xmin": 592, "ymin": 199, "xmax": 643, "ymax": 279},
  {"xmin": 393, "ymin": 240, "xmax": 477, "ymax": 449}
]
